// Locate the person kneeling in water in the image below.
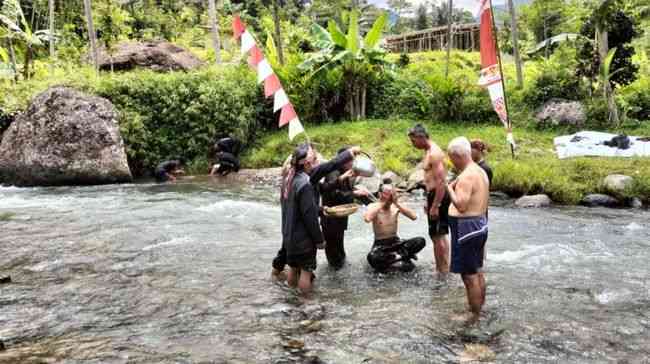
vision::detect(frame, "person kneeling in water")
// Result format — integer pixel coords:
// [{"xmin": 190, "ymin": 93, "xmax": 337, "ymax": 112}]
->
[{"xmin": 363, "ymin": 180, "xmax": 425, "ymax": 272}]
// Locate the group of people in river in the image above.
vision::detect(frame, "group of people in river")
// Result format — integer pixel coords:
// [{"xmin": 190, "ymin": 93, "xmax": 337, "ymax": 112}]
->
[{"xmin": 272, "ymin": 124, "xmax": 493, "ymax": 322}]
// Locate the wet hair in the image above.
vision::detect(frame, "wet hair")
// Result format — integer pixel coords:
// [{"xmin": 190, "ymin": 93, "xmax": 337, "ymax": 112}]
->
[
  {"xmin": 337, "ymin": 146, "xmax": 350, "ymax": 155},
  {"xmin": 291, "ymin": 143, "xmax": 311, "ymax": 170},
  {"xmin": 407, "ymin": 124, "xmax": 429, "ymax": 139},
  {"xmin": 448, "ymin": 137, "xmax": 471, "ymax": 157},
  {"xmin": 470, "ymin": 139, "xmax": 488, "ymax": 153}
]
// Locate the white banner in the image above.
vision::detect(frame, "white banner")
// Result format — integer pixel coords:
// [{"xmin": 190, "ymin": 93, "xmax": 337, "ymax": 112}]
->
[
  {"xmin": 273, "ymin": 88, "xmax": 290, "ymax": 112},
  {"xmin": 288, "ymin": 118, "xmax": 305, "ymax": 140},
  {"xmin": 487, "ymin": 82, "xmax": 508, "ymax": 128},
  {"xmin": 240, "ymin": 30, "xmax": 255, "ymax": 55},
  {"xmin": 257, "ymin": 59, "xmax": 273, "ymax": 84}
]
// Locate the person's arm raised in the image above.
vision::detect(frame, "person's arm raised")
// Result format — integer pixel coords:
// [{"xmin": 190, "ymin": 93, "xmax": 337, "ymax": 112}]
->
[{"xmin": 394, "ymin": 198, "xmax": 417, "ymax": 221}]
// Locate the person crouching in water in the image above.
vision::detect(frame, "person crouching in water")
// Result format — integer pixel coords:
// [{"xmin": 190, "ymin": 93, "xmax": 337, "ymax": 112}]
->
[
  {"xmin": 445, "ymin": 137, "xmax": 490, "ymax": 323},
  {"xmin": 319, "ymin": 148, "xmax": 370, "ymax": 269},
  {"xmin": 363, "ymin": 180, "xmax": 426, "ymax": 272},
  {"xmin": 210, "ymin": 137, "xmax": 242, "ymax": 176},
  {"xmin": 155, "ymin": 158, "xmax": 185, "ymax": 183},
  {"xmin": 280, "ymin": 144, "xmax": 326, "ymax": 293}
]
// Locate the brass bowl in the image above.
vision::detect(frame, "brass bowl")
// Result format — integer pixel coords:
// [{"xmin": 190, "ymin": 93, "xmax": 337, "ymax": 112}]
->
[{"xmin": 324, "ymin": 203, "xmax": 360, "ymax": 217}]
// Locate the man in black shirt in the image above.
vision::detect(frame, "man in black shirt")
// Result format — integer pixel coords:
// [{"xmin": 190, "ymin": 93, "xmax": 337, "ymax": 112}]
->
[
  {"xmin": 272, "ymin": 144, "xmax": 363, "ymax": 280},
  {"xmin": 210, "ymin": 137, "xmax": 242, "ymax": 176},
  {"xmin": 319, "ymin": 148, "xmax": 369, "ymax": 269},
  {"xmin": 154, "ymin": 159, "xmax": 184, "ymax": 183}
]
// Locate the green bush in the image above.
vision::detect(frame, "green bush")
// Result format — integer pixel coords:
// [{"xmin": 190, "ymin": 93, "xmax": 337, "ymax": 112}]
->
[
  {"xmin": 92, "ymin": 66, "xmax": 273, "ymax": 175},
  {"xmin": 619, "ymin": 75, "xmax": 650, "ymax": 121}
]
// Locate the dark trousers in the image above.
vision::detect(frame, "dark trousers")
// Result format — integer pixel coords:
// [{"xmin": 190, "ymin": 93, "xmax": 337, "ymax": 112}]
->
[
  {"xmin": 272, "ymin": 246, "xmax": 287, "ymax": 272},
  {"xmin": 323, "ymin": 226, "xmax": 346, "ymax": 268},
  {"xmin": 367, "ymin": 236, "xmax": 426, "ymax": 272}
]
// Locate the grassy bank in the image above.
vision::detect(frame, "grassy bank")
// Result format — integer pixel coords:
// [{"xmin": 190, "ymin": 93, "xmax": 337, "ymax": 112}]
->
[{"xmin": 244, "ymin": 119, "xmax": 650, "ymax": 205}]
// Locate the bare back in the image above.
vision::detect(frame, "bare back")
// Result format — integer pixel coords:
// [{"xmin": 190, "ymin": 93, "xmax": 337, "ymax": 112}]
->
[
  {"xmin": 372, "ymin": 204, "xmax": 400, "ymax": 240},
  {"xmin": 423, "ymin": 143, "xmax": 446, "ymax": 192},
  {"xmin": 448, "ymin": 163, "xmax": 489, "ymax": 217}
]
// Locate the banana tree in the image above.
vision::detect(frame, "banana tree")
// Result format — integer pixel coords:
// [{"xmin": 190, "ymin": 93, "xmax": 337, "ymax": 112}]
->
[
  {"xmin": 598, "ymin": 47, "xmax": 622, "ymax": 125},
  {"xmin": 0, "ymin": 0, "xmax": 50, "ymax": 80},
  {"xmin": 299, "ymin": 10, "xmax": 388, "ymax": 120}
]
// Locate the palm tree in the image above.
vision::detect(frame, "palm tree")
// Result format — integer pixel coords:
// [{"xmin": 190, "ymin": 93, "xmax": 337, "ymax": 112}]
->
[
  {"xmin": 592, "ymin": 0, "xmax": 620, "ymax": 124},
  {"xmin": 507, "ymin": 0, "xmax": 523, "ymax": 88},
  {"xmin": 300, "ymin": 11, "xmax": 388, "ymax": 120},
  {"xmin": 207, "ymin": 0, "xmax": 221, "ymax": 64},
  {"xmin": 83, "ymin": 0, "xmax": 99, "ymax": 71}
]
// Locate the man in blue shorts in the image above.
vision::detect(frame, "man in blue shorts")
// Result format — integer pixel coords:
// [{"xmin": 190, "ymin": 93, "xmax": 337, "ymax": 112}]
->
[{"xmin": 445, "ymin": 137, "xmax": 490, "ymax": 323}]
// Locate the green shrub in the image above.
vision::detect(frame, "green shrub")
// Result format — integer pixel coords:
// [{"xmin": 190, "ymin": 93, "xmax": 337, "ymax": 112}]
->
[
  {"xmin": 92, "ymin": 66, "xmax": 273, "ymax": 176},
  {"xmin": 619, "ymin": 75, "xmax": 650, "ymax": 122}
]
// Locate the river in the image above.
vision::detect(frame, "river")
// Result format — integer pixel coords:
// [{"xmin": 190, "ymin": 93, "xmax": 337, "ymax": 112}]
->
[{"xmin": 1, "ymin": 179, "xmax": 649, "ymax": 363}]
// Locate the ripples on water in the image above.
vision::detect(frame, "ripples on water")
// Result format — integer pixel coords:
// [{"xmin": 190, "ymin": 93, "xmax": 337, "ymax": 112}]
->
[{"xmin": 1, "ymin": 180, "xmax": 649, "ymax": 363}]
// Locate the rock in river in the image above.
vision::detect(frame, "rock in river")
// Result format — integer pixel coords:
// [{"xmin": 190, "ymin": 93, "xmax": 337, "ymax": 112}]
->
[
  {"xmin": 581, "ymin": 194, "xmax": 621, "ymax": 208},
  {"xmin": 515, "ymin": 194, "xmax": 551, "ymax": 208},
  {"xmin": 0, "ymin": 87, "xmax": 132, "ymax": 186}
]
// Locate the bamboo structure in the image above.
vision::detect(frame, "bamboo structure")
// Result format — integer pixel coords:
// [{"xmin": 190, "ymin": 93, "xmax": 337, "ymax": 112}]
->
[{"xmin": 384, "ymin": 23, "xmax": 480, "ymax": 53}]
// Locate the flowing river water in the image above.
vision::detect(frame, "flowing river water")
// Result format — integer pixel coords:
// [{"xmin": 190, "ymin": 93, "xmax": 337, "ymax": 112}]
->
[{"xmin": 1, "ymin": 178, "xmax": 649, "ymax": 363}]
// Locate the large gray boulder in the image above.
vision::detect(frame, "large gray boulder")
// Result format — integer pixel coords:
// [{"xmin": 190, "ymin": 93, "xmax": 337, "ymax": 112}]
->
[
  {"xmin": 603, "ymin": 174, "xmax": 634, "ymax": 194},
  {"xmin": 581, "ymin": 194, "xmax": 621, "ymax": 208},
  {"xmin": 97, "ymin": 41, "xmax": 204, "ymax": 72},
  {"xmin": 515, "ymin": 194, "xmax": 552, "ymax": 208},
  {"xmin": 0, "ymin": 87, "xmax": 132, "ymax": 186},
  {"xmin": 535, "ymin": 99, "xmax": 586, "ymax": 127}
]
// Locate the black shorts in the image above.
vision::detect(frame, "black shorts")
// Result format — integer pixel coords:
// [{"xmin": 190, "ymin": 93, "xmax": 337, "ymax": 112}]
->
[
  {"xmin": 427, "ymin": 189, "xmax": 451, "ymax": 236},
  {"xmin": 287, "ymin": 250, "xmax": 317, "ymax": 272},
  {"xmin": 449, "ymin": 215, "xmax": 488, "ymax": 274}
]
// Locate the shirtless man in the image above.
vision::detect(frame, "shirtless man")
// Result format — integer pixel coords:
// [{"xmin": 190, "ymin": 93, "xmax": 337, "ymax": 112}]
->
[
  {"xmin": 445, "ymin": 137, "xmax": 490, "ymax": 322},
  {"xmin": 363, "ymin": 181, "xmax": 425, "ymax": 272},
  {"xmin": 408, "ymin": 124, "xmax": 450, "ymax": 276}
]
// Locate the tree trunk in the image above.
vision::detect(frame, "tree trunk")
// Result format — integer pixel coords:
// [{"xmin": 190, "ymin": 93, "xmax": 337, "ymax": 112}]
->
[
  {"xmin": 23, "ymin": 46, "xmax": 32, "ymax": 80},
  {"xmin": 272, "ymin": 0, "xmax": 285, "ymax": 65},
  {"xmin": 207, "ymin": 0, "xmax": 221, "ymax": 64},
  {"xmin": 49, "ymin": 0, "xmax": 55, "ymax": 61},
  {"xmin": 361, "ymin": 84, "xmax": 367, "ymax": 120},
  {"xmin": 83, "ymin": 0, "xmax": 99, "ymax": 71},
  {"xmin": 7, "ymin": 39, "xmax": 18, "ymax": 82},
  {"xmin": 507, "ymin": 0, "xmax": 523, "ymax": 89},
  {"xmin": 597, "ymin": 28, "xmax": 619, "ymax": 125},
  {"xmin": 444, "ymin": 0, "xmax": 453, "ymax": 78}
]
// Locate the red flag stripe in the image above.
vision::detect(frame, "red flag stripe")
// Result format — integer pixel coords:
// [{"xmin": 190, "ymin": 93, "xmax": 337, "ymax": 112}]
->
[
  {"xmin": 248, "ymin": 45, "xmax": 264, "ymax": 69},
  {"xmin": 279, "ymin": 103, "xmax": 297, "ymax": 127},
  {"xmin": 264, "ymin": 74, "xmax": 282, "ymax": 98},
  {"xmin": 232, "ymin": 15, "xmax": 245, "ymax": 39}
]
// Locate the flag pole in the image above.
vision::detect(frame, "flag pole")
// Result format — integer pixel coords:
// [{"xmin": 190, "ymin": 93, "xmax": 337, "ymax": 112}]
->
[{"xmin": 488, "ymin": 0, "xmax": 516, "ymax": 159}]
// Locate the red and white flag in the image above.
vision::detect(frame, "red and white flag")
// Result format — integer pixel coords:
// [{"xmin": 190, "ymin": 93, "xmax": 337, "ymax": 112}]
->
[
  {"xmin": 232, "ymin": 15, "xmax": 305, "ymax": 140},
  {"xmin": 477, "ymin": 0, "xmax": 515, "ymax": 150}
]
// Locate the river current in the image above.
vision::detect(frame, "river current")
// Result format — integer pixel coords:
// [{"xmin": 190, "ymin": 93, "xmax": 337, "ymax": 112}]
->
[{"xmin": 1, "ymin": 179, "xmax": 649, "ymax": 363}]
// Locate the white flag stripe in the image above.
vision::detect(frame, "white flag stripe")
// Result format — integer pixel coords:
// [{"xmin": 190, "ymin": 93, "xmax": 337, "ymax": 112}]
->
[
  {"xmin": 240, "ymin": 31, "xmax": 255, "ymax": 55},
  {"xmin": 288, "ymin": 118, "xmax": 304, "ymax": 140},
  {"xmin": 257, "ymin": 59, "xmax": 274, "ymax": 84},
  {"xmin": 273, "ymin": 89, "xmax": 290, "ymax": 112}
]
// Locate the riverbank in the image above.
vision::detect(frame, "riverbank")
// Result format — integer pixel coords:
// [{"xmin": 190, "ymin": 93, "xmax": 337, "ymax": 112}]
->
[{"xmin": 243, "ymin": 118, "xmax": 650, "ymax": 205}]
